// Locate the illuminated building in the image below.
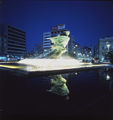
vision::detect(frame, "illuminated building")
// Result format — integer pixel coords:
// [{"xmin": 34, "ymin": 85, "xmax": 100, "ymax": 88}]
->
[
  {"xmin": 68, "ymin": 35, "xmax": 79, "ymax": 57},
  {"xmin": 51, "ymin": 24, "xmax": 66, "ymax": 37},
  {"xmin": 94, "ymin": 44, "xmax": 99, "ymax": 59},
  {"xmin": 98, "ymin": 37, "xmax": 113, "ymax": 62},
  {"xmin": 0, "ymin": 24, "xmax": 26, "ymax": 59},
  {"xmin": 82, "ymin": 46, "xmax": 92, "ymax": 62},
  {"xmin": 43, "ymin": 32, "xmax": 51, "ymax": 53}
]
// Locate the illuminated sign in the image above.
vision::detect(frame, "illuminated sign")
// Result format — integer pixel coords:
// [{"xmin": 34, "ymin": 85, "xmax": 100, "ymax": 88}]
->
[{"xmin": 58, "ymin": 24, "xmax": 65, "ymax": 30}]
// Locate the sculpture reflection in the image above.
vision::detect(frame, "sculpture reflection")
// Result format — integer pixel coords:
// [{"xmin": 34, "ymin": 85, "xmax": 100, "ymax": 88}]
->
[{"xmin": 48, "ymin": 75, "xmax": 70, "ymax": 100}]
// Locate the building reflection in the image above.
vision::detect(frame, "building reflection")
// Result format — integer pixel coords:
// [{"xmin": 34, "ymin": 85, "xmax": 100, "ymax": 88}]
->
[{"xmin": 48, "ymin": 74, "xmax": 70, "ymax": 100}]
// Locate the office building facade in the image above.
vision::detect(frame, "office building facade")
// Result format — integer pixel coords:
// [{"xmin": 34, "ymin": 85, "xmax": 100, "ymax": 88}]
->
[
  {"xmin": 0, "ymin": 24, "xmax": 26, "ymax": 58},
  {"xmin": 51, "ymin": 24, "xmax": 66, "ymax": 37},
  {"xmin": 43, "ymin": 32, "xmax": 51, "ymax": 53}
]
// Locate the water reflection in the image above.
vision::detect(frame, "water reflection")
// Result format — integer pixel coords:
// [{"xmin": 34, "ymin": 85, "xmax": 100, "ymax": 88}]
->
[
  {"xmin": 106, "ymin": 74, "xmax": 110, "ymax": 80},
  {"xmin": 99, "ymin": 68, "xmax": 113, "ymax": 92},
  {"xmin": 48, "ymin": 74, "xmax": 70, "ymax": 100},
  {"xmin": 1, "ymin": 68, "xmax": 113, "ymax": 119}
]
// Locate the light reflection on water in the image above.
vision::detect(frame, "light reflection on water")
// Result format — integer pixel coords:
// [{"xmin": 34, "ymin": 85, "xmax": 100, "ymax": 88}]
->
[
  {"xmin": 98, "ymin": 68, "xmax": 113, "ymax": 92},
  {"xmin": 1, "ymin": 68, "xmax": 113, "ymax": 119}
]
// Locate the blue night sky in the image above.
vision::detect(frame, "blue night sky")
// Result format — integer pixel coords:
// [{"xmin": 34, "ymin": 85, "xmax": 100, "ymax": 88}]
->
[{"xmin": 0, "ymin": 0, "xmax": 113, "ymax": 51}]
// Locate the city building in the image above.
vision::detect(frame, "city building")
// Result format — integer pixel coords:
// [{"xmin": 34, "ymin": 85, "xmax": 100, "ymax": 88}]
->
[
  {"xmin": 98, "ymin": 37, "xmax": 113, "ymax": 62},
  {"xmin": 82, "ymin": 46, "xmax": 92, "ymax": 62},
  {"xmin": 51, "ymin": 24, "xmax": 66, "ymax": 37},
  {"xmin": 70, "ymin": 42, "xmax": 92, "ymax": 62},
  {"xmin": 67, "ymin": 35, "xmax": 92, "ymax": 62},
  {"xmin": 94, "ymin": 44, "xmax": 99, "ymax": 60},
  {"xmin": 0, "ymin": 24, "xmax": 26, "ymax": 60},
  {"xmin": 73, "ymin": 45, "xmax": 83, "ymax": 60},
  {"xmin": 32, "ymin": 44, "xmax": 43, "ymax": 57},
  {"xmin": 68, "ymin": 35, "xmax": 79, "ymax": 57},
  {"xmin": 43, "ymin": 32, "xmax": 51, "ymax": 53}
]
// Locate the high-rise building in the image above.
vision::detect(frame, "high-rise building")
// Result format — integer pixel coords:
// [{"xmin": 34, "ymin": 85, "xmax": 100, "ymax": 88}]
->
[
  {"xmin": 0, "ymin": 24, "xmax": 26, "ymax": 57},
  {"xmin": 94, "ymin": 44, "xmax": 99, "ymax": 59},
  {"xmin": 43, "ymin": 32, "xmax": 51, "ymax": 53},
  {"xmin": 33, "ymin": 44, "xmax": 43, "ymax": 57},
  {"xmin": 51, "ymin": 24, "xmax": 66, "ymax": 37},
  {"xmin": 98, "ymin": 37, "xmax": 113, "ymax": 62},
  {"xmin": 67, "ymin": 35, "xmax": 75, "ymax": 55}
]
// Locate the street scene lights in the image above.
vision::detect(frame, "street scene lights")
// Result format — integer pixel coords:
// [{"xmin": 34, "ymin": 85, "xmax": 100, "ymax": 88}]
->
[
  {"xmin": 75, "ymin": 44, "xmax": 78, "ymax": 47},
  {"xmin": 106, "ymin": 43, "xmax": 110, "ymax": 52}
]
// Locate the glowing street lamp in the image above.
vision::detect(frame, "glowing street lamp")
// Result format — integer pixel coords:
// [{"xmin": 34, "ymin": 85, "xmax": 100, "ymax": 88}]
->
[{"xmin": 106, "ymin": 44, "xmax": 110, "ymax": 52}]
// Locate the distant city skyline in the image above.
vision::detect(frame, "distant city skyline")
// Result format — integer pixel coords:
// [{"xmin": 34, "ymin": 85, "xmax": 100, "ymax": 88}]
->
[{"xmin": 1, "ymin": 0, "xmax": 113, "ymax": 51}]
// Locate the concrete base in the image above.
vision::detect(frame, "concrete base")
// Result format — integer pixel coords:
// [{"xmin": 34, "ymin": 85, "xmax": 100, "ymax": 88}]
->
[{"xmin": 0, "ymin": 62, "xmax": 112, "ymax": 77}]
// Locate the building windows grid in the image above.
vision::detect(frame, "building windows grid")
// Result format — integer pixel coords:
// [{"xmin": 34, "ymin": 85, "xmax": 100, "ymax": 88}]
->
[{"xmin": 0, "ymin": 24, "xmax": 26, "ymax": 56}]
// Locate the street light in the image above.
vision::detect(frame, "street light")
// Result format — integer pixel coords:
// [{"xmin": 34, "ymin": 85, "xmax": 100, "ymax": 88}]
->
[
  {"xmin": 106, "ymin": 43, "xmax": 111, "ymax": 62},
  {"xmin": 106, "ymin": 44, "xmax": 110, "ymax": 52}
]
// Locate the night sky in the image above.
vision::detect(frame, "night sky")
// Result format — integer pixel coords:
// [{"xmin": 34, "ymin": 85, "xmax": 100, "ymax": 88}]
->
[{"xmin": 0, "ymin": 0, "xmax": 113, "ymax": 51}]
